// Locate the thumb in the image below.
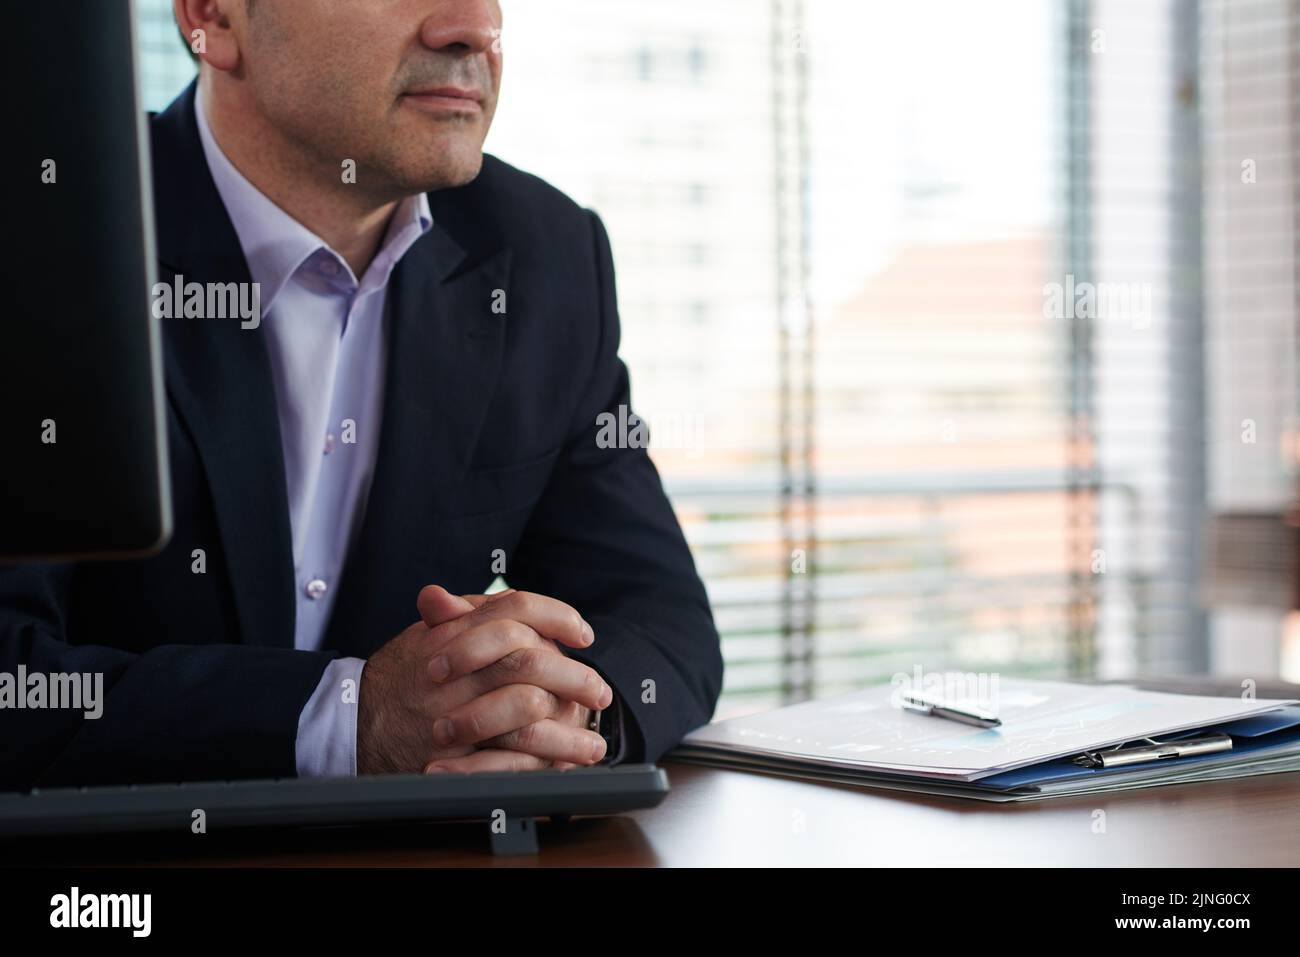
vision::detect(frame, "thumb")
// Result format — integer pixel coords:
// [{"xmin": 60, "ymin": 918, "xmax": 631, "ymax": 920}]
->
[
  {"xmin": 417, "ymin": 585, "xmax": 476, "ymax": 627},
  {"xmin": 462, "ymin": 588, "xmax": 515, "ymax": 609}
]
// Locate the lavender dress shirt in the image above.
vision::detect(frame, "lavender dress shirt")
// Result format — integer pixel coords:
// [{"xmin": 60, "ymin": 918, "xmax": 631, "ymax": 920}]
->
[{"xmin": 195, "ymin": 92, "xmax": 432, "ymax": 777}]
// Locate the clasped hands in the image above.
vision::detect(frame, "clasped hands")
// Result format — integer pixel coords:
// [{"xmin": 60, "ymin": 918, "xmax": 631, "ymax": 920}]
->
[{"xmin": 357, "ymin": 585, "xmax": 611, "ymax": 775}]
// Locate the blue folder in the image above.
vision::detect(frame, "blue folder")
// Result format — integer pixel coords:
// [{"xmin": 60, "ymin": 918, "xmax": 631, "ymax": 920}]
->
[{"xmin": 976, "ymin": 705, "xmax": 1300, "ymax": 792}]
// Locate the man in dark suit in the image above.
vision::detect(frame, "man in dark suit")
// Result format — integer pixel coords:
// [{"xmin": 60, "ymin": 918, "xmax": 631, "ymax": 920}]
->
[{"xmin": 0, "ymin": 0, "xmax": 721, "ymax": 790}]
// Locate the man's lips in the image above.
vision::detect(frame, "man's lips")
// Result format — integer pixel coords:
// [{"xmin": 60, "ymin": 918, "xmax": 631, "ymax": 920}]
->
[{"xmin": 401, "ymin": 86, "xmax": 484, "ymax": 114}]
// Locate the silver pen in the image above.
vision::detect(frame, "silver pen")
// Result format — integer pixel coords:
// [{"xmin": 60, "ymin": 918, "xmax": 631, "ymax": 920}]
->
[
  {"xmin": 1072, "ymin": 732, "xmax": 1233, "ymax": 769},
  {"xmin": 899, "ymin": 691, "xmax": 1002, "ymax": 728}
]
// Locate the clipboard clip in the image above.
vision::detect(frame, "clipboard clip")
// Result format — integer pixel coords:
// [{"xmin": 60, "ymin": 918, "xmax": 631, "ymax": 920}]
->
[{"xmin": 1072, "ymin": 732, "xmax": 1233, "ymax": 769}]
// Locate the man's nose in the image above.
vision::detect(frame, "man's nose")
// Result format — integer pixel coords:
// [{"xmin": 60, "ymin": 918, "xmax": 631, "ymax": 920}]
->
[{"xmin": 419, "ymin": 0, "xmax": 501, "ymax": 56}]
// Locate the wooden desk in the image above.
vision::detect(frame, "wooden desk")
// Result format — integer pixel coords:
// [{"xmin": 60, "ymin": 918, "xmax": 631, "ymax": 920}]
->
[
  {"xmin": 23, "ymin": 758, "xmax": 1298, "ymax": 868},
  {"xmin": 23, "ymin": 678, "xmax": 1300, "ymax": 867}
]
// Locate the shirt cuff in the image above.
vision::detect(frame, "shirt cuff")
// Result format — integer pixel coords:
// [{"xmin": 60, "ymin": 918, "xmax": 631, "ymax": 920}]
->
[{"xmin": 295, "ymin": 657, "xmax": 365, "ymax": 778}]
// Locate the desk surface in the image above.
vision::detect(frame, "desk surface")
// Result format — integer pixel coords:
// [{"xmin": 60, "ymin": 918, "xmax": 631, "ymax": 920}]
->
[
  {"xmin": 26, "ymin": 759, "xmax": 1299, "ymax": 868},
  {"xmin": 24, "ymin": 678, "xmax": 1300, "ymax": 867}
]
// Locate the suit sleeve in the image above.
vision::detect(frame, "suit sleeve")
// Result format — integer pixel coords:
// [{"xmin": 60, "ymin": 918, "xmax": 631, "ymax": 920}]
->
[
  {"xmin": 507, "ymin": 210, "xmax": 724, "ymax": 762},
  {"xmin": 0, "ymin": 561, "xmax": 335, "ymax": 791}
]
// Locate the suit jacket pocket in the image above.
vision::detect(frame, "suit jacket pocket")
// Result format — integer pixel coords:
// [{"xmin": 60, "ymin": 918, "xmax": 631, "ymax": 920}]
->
[{"xmin": 434, "ymin": 447, "xmax": 561, "ymax": 520}]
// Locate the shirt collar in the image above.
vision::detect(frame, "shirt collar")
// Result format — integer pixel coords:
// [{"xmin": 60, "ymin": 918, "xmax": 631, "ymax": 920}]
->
[{"xmin": 194, "ymin": 90, "xmax": 432, "ymax": 315}]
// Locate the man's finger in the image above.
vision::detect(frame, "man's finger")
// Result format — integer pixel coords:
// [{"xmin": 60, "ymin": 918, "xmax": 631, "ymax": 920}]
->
[
  {"xmin": 451, "ymin": 589, "xmax": 515, "ymax": 613},
  {"xmin": 435, "ymin": 590, "xmax": 594, "ymax": 650},
  {"xmin": 477, "ymin": 650, "xmax": 611, "ymax": 712},
  {"xmin": 428, "ymin": 623, "xmax": 613, "ymax": 711},
  {"xmin": 484, "ymin": 718, "xmax": 607, "ymax": 765},
  {"xmin": 418, "ymin": 587, "xmax": 515, "ymax": 629},
  {"xmin": 423, "ymin": 749, "xmax": 548, "ymax": 775},
  {"xmin": 432, "ymin": 683, "xmax": 557, "ymax": 748},
  {"xmin": 427, "ymin": 618, "xmax": 545, "ymax": 682},
  {"xmin": 416, "ymin": 585, "xmax": 476, "ymax": 628}
]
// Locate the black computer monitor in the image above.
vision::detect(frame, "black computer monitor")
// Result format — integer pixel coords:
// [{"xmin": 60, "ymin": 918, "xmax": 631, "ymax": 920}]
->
[{"xmin": 3, "ymin": 3, "xmax": 171, "ymax": 560}]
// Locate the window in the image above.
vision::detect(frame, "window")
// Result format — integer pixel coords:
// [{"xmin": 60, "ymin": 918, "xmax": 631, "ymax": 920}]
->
[
  {"xmin": 135, "ymin": 0, "xmax": 196, "ymax": 112},
  {"xmin": 135, "ymin": 0, "xmax": 1300, "ymax": 715}
]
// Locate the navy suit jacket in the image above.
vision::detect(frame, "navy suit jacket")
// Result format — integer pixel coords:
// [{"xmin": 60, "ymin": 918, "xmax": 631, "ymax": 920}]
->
[{"xmin": 0, "ymin": 85, "xmax": 722, "ymax": 791}]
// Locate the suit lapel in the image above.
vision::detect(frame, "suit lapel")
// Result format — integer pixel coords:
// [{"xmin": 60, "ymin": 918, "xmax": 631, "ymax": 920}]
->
[
  {"xmin": 152, "ymin": 83, "xmax": 513, "ymax": 656},
  {"xmin": 322, "ymin": 227, "xmax": 512, "ymax": 656},
  {"xmin": 150, "ymin": 85, "xmax": 297, "ymax": 648}
]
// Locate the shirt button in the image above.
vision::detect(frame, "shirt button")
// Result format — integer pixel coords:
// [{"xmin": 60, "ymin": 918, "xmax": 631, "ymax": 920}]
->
[
  {"xmin": 304, "ymin": 579, "xmax": 328, "ymax": 600},
  {"xmin": 320, "ymin": 258, "xmax": 339, "ymax": 277},
  {"xmin": 324, "ymin": 433, "xmax": 336, "ymax": 454}
]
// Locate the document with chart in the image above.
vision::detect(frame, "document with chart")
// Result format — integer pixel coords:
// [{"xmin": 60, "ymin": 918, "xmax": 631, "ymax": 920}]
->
[{"xmin": 672, "ymin": 679, "xmax": 1300, "ymax": 801}]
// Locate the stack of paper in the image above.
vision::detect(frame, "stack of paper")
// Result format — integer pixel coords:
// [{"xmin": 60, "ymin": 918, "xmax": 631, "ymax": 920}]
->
[{"xmin": 672, "ymin": 679, "xmax": 1300, "ymax": 802}]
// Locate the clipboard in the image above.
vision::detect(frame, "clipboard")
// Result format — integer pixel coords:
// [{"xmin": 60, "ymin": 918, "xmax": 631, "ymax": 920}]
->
[{"xmin": 1072, "ymin": 732, "xmax": 1233, "ymax": 769}]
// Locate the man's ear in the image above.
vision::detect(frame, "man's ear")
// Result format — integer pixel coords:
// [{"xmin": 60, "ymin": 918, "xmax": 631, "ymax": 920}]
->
[{"xmin": 173, "ymin": 0, "xmax": 243, "ymax": 72}]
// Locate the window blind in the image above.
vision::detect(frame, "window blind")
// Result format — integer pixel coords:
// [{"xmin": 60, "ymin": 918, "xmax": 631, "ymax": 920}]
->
[{"xmin": 130, "ymin": 0, "xmax": 1300, "ymax": 708}]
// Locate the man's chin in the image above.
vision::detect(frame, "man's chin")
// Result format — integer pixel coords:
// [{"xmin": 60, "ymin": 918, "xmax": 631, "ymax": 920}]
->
[
  {"xmin": 439, "ymin": 151, "xmax": 486, "ymax": 189},
  {"xmin": 395, "ymin": 148, "xmax": 485, "ymax": 194}
]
